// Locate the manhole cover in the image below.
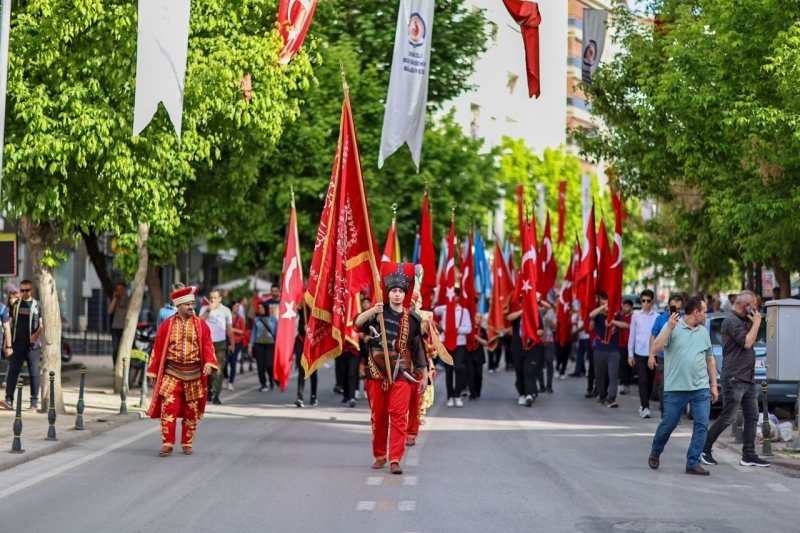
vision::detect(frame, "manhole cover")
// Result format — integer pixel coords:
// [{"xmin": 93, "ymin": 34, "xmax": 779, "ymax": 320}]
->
[{"xmin": 613, "ymin": 523, "xmax": 703, "ymax": 533}]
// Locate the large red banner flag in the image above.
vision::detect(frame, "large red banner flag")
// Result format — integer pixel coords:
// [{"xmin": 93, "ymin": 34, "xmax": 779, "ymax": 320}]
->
[
  {"xmin": 607, "ymin": 194, "xmax": 624, "ymax": 317},
  {"xmin": 512, "ymin": 218, "xmax": 540, "ymax": 345},
  {"xmin": 274, "ymin": 201, "xmax": 304, "ymax": 392},
  {"xmin": 488, "ymin": 241, "xmax": 513, "ymax": 351},
  {"xmin": 461, "ymin": 231, "xmax": 477, "ymax": 350},
  {"xmin": 557, "ymin": 180, "xmax": 567, "ymax": 245},
  {"xmin": 538, "ymin": 211, "xmax": 558, "ymax": 297},
  {"xmin": 502, "ymin": 0, "xmax": 541, "ymax": 98},
  {"xmin": 303, "ymin": 89, "xmax": 381, "ymax": 376},
  {"xmin": 277, "ymin": 0, "xmax": 318, "ymax": 65},
  {"xmin": 418, "ymin": 190, "xmax": 437, "ymax": 309},
  {"xmin": 575, "ymin": 205, "xmax": 597, "ymax": 333},
  {"xmin": 555, "ymin": 241, "xmax": 578, "ymax": 346},
  {"xmin": 444, "ymin": 215, "xmax": 458, "ymax": 352}
]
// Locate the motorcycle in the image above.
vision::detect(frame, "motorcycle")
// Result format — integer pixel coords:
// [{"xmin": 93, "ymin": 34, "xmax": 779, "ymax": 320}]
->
[{"xmin": 129, "ymin": 322, "xmax": 156, "ymax": 389}]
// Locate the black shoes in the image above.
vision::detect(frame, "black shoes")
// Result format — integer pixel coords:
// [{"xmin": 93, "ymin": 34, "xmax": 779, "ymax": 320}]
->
[
  {"xmin": 685, "ymin": 465, "xmax": 710, "ymax": 476},
  {"xmin": 310, "ymin": 396, "xmax": 319, "ymax": 406},
  {"xmin": 740, "ymin": 456, "xmax": 771, "ymax": 467},
  {"xmin": 212, "ymin": 397, "xmax": 222, "ymax": 405},
  {"xmin": 295, "ymin": 398, "xmax": 304, "ymax": 408},
  {"xmin": 700, "ymin": 451, "xmax": 717, "ymax": 466},
  {"xmin": 648, "ymin": 453, "xmax": 659, "ymax": 469}
]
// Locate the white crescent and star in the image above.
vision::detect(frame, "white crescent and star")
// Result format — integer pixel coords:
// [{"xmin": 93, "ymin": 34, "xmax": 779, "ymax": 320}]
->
[
  {"xmin": 611, "ymin": 234, "xmax": 623, "ymax": 268},
  {"xmin": 281, "ymin": 302, "xmax": 297, "ymax": 319}
]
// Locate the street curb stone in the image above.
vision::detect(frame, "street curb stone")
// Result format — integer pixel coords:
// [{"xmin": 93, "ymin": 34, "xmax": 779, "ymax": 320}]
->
[
  {"xmin": 716, "ymin": 439, "xmax": 800, "ymax": 479},
  {"xmin": 0, "ymin": 412, "xmax": 145, "ymax": 474}
]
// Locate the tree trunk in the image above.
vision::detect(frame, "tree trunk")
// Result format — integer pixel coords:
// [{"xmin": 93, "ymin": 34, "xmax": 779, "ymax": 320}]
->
[
  {"xmin": 772, "ymin": 256, "xmax": 791, "ymax": 299},
  {"xmin": 681, "ymin": 245, "xmax": 700, "ymax": 295},
  {"xmin": 146, "ymin": 264, "xmax": 164, "ymax": 312},
  {"xmin": 81, "ymin": 228, "xmax": 116, "ymax": 299},
  {"xmin": 699, "ymin": 269, "xmax": 718, "ymax": 297},
  {"xmin": 114, "ymin": 223, "xmax": 150, "ymax": 393},
  {"xmin": 19, "ymin": 215, "xmax": 66, "ymax": 414}
]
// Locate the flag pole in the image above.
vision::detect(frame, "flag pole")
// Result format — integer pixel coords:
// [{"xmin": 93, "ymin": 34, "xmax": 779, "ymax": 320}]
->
[{"xmin": 341, "ymin": 62, "xmax": 393, "ymax": 385}]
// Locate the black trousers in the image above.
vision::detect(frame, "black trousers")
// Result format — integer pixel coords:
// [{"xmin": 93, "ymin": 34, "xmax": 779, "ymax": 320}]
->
[
  {"xmin": 503, "ymin": 336, "xmax": 513, "ymax": 370},
  {"xmin": 296, "ymin": 349, "xmax": 318, "ymax": 400},
  {"xmin": 619, "ymin": 347, "xmax": 632, "ymax": 387},
  {"xmin": 111, "ymin": 328, "xmax": 124, "ymax": 365},
  {"xmin": 445, "ymin": 345, "xmax": 467, "ymax": 399},
  {"xmin": 464, "ymin": 349, "xmax": 484, "ymax": 399},
  {"xmin": 555, "ymin": 342, "xmax": 571, "ymax": 375},
  {"xmin": 634, "ymin": 354, "xmax": 655, "ymax": 409},
  {"xmin": 539, "ymin": 343, "xmax": 555, "ymax": 391},
  {"xmin": 512, "ymin": 342, "xmax": 542, "ymax": 397},
  {"xmin": 340, "ymin": 353, "xmax": 360, "ymax": 400},
  {"xmin": 253, "ymin": 343, "xmax": 275, "ymax": 388},
  {"xmin": 586, "ymin": 344, "xmax": 596, "ymax": 393},
  {"xmin": 488, "ymin": 343, "xmax": 502, "ymax": 371},
  {"xmin": 4, "ymin": 341, "xmax": 38, "ymax": 404}
]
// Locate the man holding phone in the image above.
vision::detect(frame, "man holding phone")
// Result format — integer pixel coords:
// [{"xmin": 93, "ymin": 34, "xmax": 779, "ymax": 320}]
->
[
  {"xmin": 650, "ymin": 293, "xmax": 684, "ymax": 417},
  {"xmin": 701, "ymin": 290, "xmax": 770, "ymax": 468}
]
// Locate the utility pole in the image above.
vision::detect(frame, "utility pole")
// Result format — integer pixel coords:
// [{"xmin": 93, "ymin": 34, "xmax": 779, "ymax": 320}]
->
[{"xmin": 0, "ymin": 0, "xmax": 13, "ymax": 201}]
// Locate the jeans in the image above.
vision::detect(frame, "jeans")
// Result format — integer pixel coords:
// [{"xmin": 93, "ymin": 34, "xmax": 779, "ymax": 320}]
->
[
  {"xmin": 651, "ymin": 389, "xmax": 711, "ymax": 467},
  {"xmin": 594, "ymin": 348, "xmax": 619, "ymax": 400},
  {"xmin": 539, "ymin": 343, "xmax": 555, "ymax": 391},
  {"xmin": 210, "ymin": 341, "xmax": 226, "ymax": 397},
  {"xmin": 634, "ymin": 354, "xmax": 655, "ymax": 409},
  {"xmin": 657, "ymin": 359, "xmax": 665, "ymax": 413},
  {"xmin": 572, "ymin": 338, "xmax": 588, "ymax": 376},
  {"xmin": 704, "ymin": 377, "xmax": 758, "ymax": 458},
  {"xmin": 4, "ymin": 341, "xmax": 39, "ymax": 404},
  {"xmin": 225, "ymin": 343, "xmax": 242, "ymax": 384}
]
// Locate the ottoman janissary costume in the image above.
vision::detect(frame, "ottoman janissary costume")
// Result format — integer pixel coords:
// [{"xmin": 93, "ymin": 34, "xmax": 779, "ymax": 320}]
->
[
  {"xmin": 354, "ymin": 262, "xmax": 428, "ymax": 475},
  {"xmin": 146, "ymin": 286, "xmax": 218, "ymax": 455}
]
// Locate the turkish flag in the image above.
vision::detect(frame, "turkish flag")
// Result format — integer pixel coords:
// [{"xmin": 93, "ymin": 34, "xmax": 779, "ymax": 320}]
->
[
  {"xmin": 557, "ymin": 180, "xmax": 567, "ymax": 245},
  {"xmin": 303, "ymin": 91, "xmax": 380, "ymax": 376},
  {"xmin": 382, "ymin": 218, "xmax": 400, "ymax": 263},
  {"xmin": 555, "ymin": 241, "xmax": 580, "ymax": 346},
  {"xmin": 512, "ymin": 218, "xmax": 541, "ymax": 346},
  {"xmin": 434, "ymin": 237, "xmax": 447, "ymax": 308},
  {"xmin": 274, "ymin": 204, "xmax": 304, "ymax": 392},
  {"xmin": 461, "ymin": 233, "xmax": 477, "ymax": 350},
  {"xmin": 607, "ymin": 194, "xmax": 624, "ymax": 317},
  {"xmin": 502, "ymin": 0, "xmax": 541, "ymax": 98},
  {"xmin": 538, "ymin": 212, "xmax": 558, "ymax": 297},
  {"xmin": 444, "ymin": 217, "xmax": 458, "ymax": 352},
  {"xmin": 418, "ymin": 191, "xmax": 437, "ymax": 309},
  {"xmin": 488, "ymin": 241, "xmax": 513, "ymax": 352},
  {"xmin": 575, "ymin": 206, "xmax": 597, "ymax": 333},
  {"xmin": 277, "ymin": 0, "xmax": 318, "ymax": 65}
]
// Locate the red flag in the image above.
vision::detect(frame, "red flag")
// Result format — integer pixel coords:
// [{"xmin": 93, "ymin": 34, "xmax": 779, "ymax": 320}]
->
[
  {"xmin": 557, "ymin": 180, "xmax": 567, "ymax": 245},
  {"xmin": 444, "ymin": 217, "xmax": 458, "ymax": 352},
  {"xmin": 418, "ymin": 191, "xmax": 437, "ymax": 309},
  {"xmin": 461, "ymin": 233, "xmax": 477, "ymax": 350},
  {"xmin": 597, "ymin": 217, "xmax": 611, "ymax": 303},
  {"xmin": 277, "ymin": 0, "xmax": 318, "ymax": 65},
  {"xmin": 382, "ymin": 217, "xmax": 400, "ymax": 263},
  {"xmin": 502, "ymin": 0, "xmax": 541, "ymax": 98},
  {"xmin": 344, "ymin": 291, "xmax": 363, "ymax": 349},
  {"xmin": 274, "ymin": 203, "xmax": 304, "ymax": 392},
  {"xmin": 512, "ymin": 218, "xmax": 541, "ymax": 345},
  {"xmin": 488, "ymin": 241, "xmax": 513, "ymax": 351},
  {"xmin": 575, "ymin": 206, "xmax": 597, "ymax": 333},
  {"xmin": 508, "ymin": 233, "xmax": 517, "ymax": 286},
  {"xmin": 555, "ymin": 241, "xmax": 579, "ymax": 346},
  {"xmin": 538, "ymin": 212, "xmax": 558, "ymax": 297},
  {"xmin": 607, "ymin": 194, "xmax": 624, "ymax": 316},
  {"xmin": 303, "ymin": 91, "xmax": 380, "ymax": 375}
]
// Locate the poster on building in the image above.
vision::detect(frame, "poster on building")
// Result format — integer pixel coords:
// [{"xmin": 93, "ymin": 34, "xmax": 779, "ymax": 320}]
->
[
  {"xmin": 762, "ymin": 268, "xmax": 775, "ymax": 297},
  {"xmin": 581, "ymin": 9, "xmax": 608, "ymax": 87}
]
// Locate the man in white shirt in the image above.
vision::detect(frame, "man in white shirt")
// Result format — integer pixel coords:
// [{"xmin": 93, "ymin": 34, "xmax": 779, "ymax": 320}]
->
[
  {"xmin": 199, "ymin": 290, "xmax": 234, "ymax": 405},
  {"xmin": 434, "ymin": 288, "xmax": 472, "ymax": 407},
  {"xmin": 627, "ymin": 289, "xmax": 659, "ymax": 418}
]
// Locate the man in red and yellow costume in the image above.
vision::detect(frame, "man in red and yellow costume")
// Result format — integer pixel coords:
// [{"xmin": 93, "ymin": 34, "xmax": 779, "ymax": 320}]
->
[
  {"xmin": 147, "ymin": 286, "xmax": 218, "ymax": 456},
  {"xmin": 354, "ymin": 263, "xmax": 428, "ymax": 475}
]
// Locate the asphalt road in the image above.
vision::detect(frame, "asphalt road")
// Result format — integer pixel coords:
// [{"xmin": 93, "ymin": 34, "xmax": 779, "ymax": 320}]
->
[{"xmin": 0, "ymin": 362, "xmax": 798, "ymax": 533}]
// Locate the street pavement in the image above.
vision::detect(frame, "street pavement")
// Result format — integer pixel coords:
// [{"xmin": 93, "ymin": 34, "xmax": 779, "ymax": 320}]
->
[{"xmin": 1, "ymin": 362, "xmax": 799, "ymax": 533}]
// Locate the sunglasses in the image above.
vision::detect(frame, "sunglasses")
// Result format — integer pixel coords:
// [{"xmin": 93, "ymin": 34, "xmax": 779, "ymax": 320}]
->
[
  {"xmin": 641, "ymin": 298, "xmax": 652, "ymax": 303},
  {"xmin": 20, "ymin": 289, "xmax": 31, "ymax": 293}
]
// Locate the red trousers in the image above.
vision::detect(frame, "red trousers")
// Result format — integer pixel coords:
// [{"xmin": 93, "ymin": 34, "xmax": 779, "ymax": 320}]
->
[
  {"xmin": 407, "ymin": 384, "xmax": 422, "ymax": 438},
  {"xmin": 160, "ymin": 380, "xmax": 200, "ymax": 448},
  {"xmin": 366, "ymin": 379, "xmax": 411, "ymax": 463}
]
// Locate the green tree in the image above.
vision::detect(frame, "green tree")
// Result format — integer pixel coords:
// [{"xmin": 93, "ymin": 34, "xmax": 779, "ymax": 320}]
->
[{"xmin": 3, "ymin": 0, "xmax": 314, "ymax": 406}]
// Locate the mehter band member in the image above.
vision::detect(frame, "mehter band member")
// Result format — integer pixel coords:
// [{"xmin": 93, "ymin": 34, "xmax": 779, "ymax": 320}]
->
[
  {"xmin": 354, "ymin": 262, "xmax": 428, "ymax": 475},
  {"xmin": 147, "ymin": 286, "xmax": 218, "ymax": 456}
]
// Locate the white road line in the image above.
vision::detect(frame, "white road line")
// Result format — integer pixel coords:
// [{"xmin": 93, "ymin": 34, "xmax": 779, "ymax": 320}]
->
[
  {"xmin": 356, "ymin": 501, "xmax": 376, "ymax": 511},
  {"xmin": 767, "ymin": 483, "xmax": 789, "ymax": 492},
  {"xmin": 403, "ymin": 476, "xmax": 418, "ymax": 486},
  {"xmin": 397, "ymin": 500, "xmax": 416, "ymax": 511},
  {"xmin": 0, "ymin": 425, "xmax": 160, "ymax": 501},
  {"xmin": 366, "ymin": 477, "xmax": 383, "ymax": 486}
]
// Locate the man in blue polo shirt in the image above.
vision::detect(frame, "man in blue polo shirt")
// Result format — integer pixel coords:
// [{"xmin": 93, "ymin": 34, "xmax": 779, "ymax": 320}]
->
[
  {"xmin": 649, "ymin": 293, "xmax": 684, "ymax": 417},
  {"xmin": 648, "ymin": 296, "xmax": 718, "ymax": 475}
]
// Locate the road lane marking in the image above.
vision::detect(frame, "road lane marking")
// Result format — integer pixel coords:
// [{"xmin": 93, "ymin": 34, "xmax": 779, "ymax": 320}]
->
[
  {"xmin": 376, "ymin": 501, "xmax": 397, "ymax": 511},
  {"xmin": 0, "ymin": 424, "xmax": 160, "ymax": 501},
  {"xmin": 366, "ymin": 477, "xmax": 383, "ymax": 485},
  {"xmin": 397, "ymin": 500, "xmax": 416, "ymax": 511},
  {"xmin": 403, "ymin": 476, "xmax": 418, "ymax": 486},
  {"xmin": 356, "ymin": 501, "xmax": 376, "ymax": 511},
  {"xmin": 767, "ymin": 483, "xmax": 789, "ymax": 492}
]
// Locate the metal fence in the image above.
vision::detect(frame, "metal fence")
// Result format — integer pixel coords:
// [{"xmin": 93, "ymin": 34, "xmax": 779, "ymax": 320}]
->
[{"xmin": 62, "ymin": 330, "xmax": 113, "ymax": 357}]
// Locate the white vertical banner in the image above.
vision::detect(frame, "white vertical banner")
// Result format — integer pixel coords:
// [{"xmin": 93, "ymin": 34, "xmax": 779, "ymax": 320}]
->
[
  {"xmin": 133, "ymin": 0, "xmax": 192, "ymax": 138},
  {"xmin": 581, "ymin": 174, "xmax": 591, "ymax": 233},
  {"xmin": 536, "ymin": 182, "xmax": 546, "ymax": 228},
  {"xmin": 378, "ymin": 0, "xmax": 434, "ymax": 172},
  {"xmin": 581, "ymin": 9, "xmax": 608, "ymax": 87}
]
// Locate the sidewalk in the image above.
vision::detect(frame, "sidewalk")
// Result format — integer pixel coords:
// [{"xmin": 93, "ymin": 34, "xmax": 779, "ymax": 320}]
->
[
  {"xmin": 716, "ymin": 433, "xmax": 800, "ymax": 478},
  {"xmin": 0, "ymin": 355, "xmax": 148, "ymax": 472}
]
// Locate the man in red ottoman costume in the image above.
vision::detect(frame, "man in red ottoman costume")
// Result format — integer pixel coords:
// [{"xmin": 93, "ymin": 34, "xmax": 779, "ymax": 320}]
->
[{"xmin": 147, "ymin": 286, "xmax": 218, "ymax": 456}]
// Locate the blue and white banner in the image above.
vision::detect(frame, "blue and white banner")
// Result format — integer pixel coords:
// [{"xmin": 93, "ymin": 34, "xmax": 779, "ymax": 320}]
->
[
  {"xmin": 581, "ymin": 9, "xmax": 607, "ymax": 87},
  {"xmin": 378, "ymin": 0, "xmax": 434, "ymax": 172}
]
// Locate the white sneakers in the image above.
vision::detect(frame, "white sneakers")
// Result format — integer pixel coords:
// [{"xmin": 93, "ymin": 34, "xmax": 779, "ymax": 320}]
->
[
  {"xmin": 447, "ymin": 398, "xmax": 455, "ymax": 408},
  {"xmin": 227, "ymin": 382, "xmax": 234, "ymax": 391},
  {"xmin": 455, "ymin": 398, "xmax": 464, "ymax": 408},
  {"xmin": 641, "ymin": 407, "xmax": 651, "ymax": 419},
  {"xmin": 518, "ymin": 396, "xmax": 526, "ymax": 406},
  {"xmin": 354, "ymin": 390, "xmax": 361, "ymax": 400}
]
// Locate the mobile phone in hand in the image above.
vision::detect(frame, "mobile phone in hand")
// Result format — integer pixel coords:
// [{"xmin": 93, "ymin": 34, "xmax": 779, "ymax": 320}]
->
[
  {"xmin": 669, "ymin": 305, "xmax": 677, "ymax": 315},
  {"xmin": 745, "ymin": 305, "xmax": 754, "ymax": 317}
]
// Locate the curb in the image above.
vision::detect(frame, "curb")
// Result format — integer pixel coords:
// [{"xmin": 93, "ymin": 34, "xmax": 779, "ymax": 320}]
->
[
  {"xmin": 0, "ymin": 412, "xmax": 145, "ymax": 474},
  {"xmin": 716, "ymin": 439, "xmax": 800, "ymax": 479}
]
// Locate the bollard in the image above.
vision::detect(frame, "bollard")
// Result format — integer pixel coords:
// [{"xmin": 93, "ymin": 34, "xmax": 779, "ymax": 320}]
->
[
  {"xmin": 46, "ymin": 371, "xmax": 57, "ymax": 441},
  {"xmin": 75, "ymin": 365, "xmax": 86, "ymax": 430},
  {"xmin": 10, "ymin": 378, "xmax": 24, "ymax": 453},
  {"xmin": 138, "ymin": 354, "xmax": 149, "ymax": 408},
  {"xmin": 761, "ymin": 381, "xmax": 773, "ymax": 456},
  {"xmin": 120, "ymin": 358, "xmax": 128, "ymax": 415},
  {"xmin": 239, "ymin": 352, "xmax": 245, "ymax": 375},
  {"xmin": 734, "ymin": 406, "xmax": 744, "ymax": 443}
]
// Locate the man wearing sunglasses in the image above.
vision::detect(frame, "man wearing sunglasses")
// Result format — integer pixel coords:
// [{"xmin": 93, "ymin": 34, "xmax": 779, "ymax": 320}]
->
[
  {"xmin": 627, "ymin": 290, "xmax": 658, "ymax": 418},
  {"xmin": 1, "ymin": 280, "xmax": 43, "ymax": 411}
]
